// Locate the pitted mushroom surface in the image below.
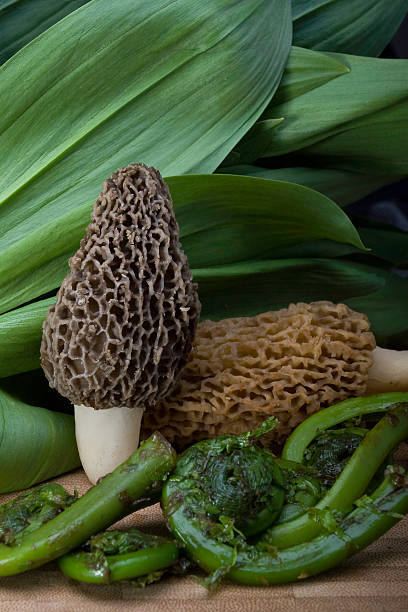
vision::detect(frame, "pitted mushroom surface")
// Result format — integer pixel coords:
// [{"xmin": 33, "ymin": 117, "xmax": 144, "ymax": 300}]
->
[
  {"xmin": 41, "ymin": 163, "xmax": 200, "ymax": 482},
  {"xmin": 142, "ymin": 301, "xmax": 377, "ymax": 448}
]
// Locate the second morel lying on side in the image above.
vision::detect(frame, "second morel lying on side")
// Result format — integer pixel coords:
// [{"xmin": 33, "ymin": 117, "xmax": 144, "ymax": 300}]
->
[{"xmin": 142, "ymin": 301, "xmax": 408, "ymax": 448}]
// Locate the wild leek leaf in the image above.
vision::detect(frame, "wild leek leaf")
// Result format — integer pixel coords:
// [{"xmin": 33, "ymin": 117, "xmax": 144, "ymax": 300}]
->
[
  {"xmin": 167, "ymin": 175, "xmax": 366, "ymax": 268},
  {"xmin": 300, "ymin": 95, "xmax": 408, "ymax": 174},
  {"xmin": 347, "ymin": 271, "xmax": 408, "ymax": 348},
  {"xmin": 0, "ymin": 173, "xmax": 366, "ymax": 375},
  {"xmin": 234, "ymin": 48, "xmax": 408, "ymax": 174},
  {"xmin": 0, "ymin": 172, "xmax": 364, "ymax": 313},
  {"xmin": 217, "ymin": 166, "xmax": 400, "ymax": 208},
  {"xmin": 0, "ymin": 0, "xmax": 292, "ymax": 313},
  {"xmin": 0, "ymin": 0, "xmax": 90, "ymax": 65},
  {"xmin": 0, "ymin": 298, "xmax": 55, "ymax": 377},
  {"xmin": 3, "ymin": 258, "xmax": 407, "ymax": 377},
  {"xmin": 292, "ymin": 0, "xmax": 408, "ymax": 57},
  {"xmin": 2, "ymin": 1, "xmax": 405, "ymax": 70},
  {"xmin": 195, "ymin": 258, "xmax": 408, "ymax": 348},
  {"xmin": 194, "ymin": 258, "xmax": 384, "ymax": 320},
  {"xmin": 270, "ymin": 46, "xmax": 349, "ymax": 106},
  {"xmin": 0, "ymin": 387, "xmax": 80, "ymax": 493}
]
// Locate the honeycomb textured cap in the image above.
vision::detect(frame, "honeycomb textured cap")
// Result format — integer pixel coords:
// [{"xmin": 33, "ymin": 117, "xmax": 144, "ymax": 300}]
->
[
  {"xmin": 141, "ymin": 301, "xmax": 376, "ymax": 448},
  {"xmin": 41, "ymin": 163, "xmax": 201, "ymax": 410}
]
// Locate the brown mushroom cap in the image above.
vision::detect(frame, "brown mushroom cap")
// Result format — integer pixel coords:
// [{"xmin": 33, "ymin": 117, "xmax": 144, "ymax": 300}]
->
[
  {"xmin": 141, "ymin": 301, "xmax": 376, "ymax": 448},
  {"xmin": 41, "ymin": 163, "xmax": 201, "ymax": 410}
]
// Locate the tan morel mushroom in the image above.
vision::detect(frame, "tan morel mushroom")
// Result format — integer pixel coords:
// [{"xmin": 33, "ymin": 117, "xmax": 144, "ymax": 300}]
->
[
  {"xmin": 141, "ymin": 301, "xmax": 408, "ymax": 449},
  {"xmin": 41, "ymin": 163, "xmax": 201, "ymax": 483}
]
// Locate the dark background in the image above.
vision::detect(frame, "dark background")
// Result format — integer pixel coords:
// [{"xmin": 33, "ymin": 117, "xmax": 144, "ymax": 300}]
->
[{"xmin": 346, "ymin": 15, "xmax": 408, "ymax": 231}]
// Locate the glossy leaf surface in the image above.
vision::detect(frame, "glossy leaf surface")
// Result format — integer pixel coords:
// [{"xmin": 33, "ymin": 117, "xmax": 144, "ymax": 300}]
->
[
  {"xmin": 0, "ymin": 0, "xmax": 90, "ymax": 65},
  {"xmin": 234, "ymin": 49, "xmax": 408, "ymax": 175},
  {"xmin": 292, "ymin": 0, "xmax": 408, "ymax": 56},
  {"xmin": 0, "ymin": 387, "xmax": 80, "ymax": 493},
  {"xmin": 0, "ymin": 0, "xmax": 292, "ymax": 313}
]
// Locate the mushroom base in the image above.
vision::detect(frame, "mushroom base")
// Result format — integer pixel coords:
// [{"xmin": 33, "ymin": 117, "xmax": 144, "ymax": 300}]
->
[
  {"xmin": 366, "ymin": 347, "xmax": 408, "ymax": 395},
  {"xmin": 74, "ymin": 405, "xmax": 144, "ymax": 484}
]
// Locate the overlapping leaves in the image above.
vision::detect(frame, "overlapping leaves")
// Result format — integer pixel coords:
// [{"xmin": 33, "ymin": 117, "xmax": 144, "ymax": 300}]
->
[
  {"xmin": 292, "ymin": 0, "xmax": 408, "ymax": 57},
  {"xmin": 0, "ymin": 0, "xmax": 407, "ymax": 498},
  {"xmin": 0, "ymin": 0, "xmax": 90, "ymax": 65},
  {"xmin": 2, "ymin": 0, "xmax": 406, "ymax": 68},
  {"xmin": 0, "ymin": 0, "xmax": 407, "ymax": 377},
  {"xmin": 3, "ymin": 258, "xmax": 408, "ymax": 376},
  {"xmin": 0, "ymin": 0, "xmax": 292, "ymax": 314},
  {"xmin": 0, "ymin": 174, "xmax": 367, "ymax": 376},
  {"xmin": 217, "ymin": 165, "xmax": 399, "ymax": 208},
  {"xmin": 231, "ymin": 47, "xmax": 408, "ymax": 174}
]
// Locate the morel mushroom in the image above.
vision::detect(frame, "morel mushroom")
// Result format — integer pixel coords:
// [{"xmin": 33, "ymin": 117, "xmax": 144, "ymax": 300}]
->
[
  {"xmin": 41, "ymin": 163, "xmax": 200, "ymax": 483},
  {"xmin": 142, "ymin": 301, "xmax": 408, "ymax": 449}
]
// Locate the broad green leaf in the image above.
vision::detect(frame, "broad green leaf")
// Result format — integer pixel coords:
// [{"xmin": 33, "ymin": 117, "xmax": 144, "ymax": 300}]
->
[
  {"xmin": 234, "ymin": 49, "xmax": 408, "ymax": 173},
  {"xmin": 0, "ymin": 0, "xmax": 292, "ymax": 311},
  {"xmin": 0, "ymin": 202, "xmax": 90, "ymax": 315},
  {"xmin": 271, "ymin": 46, "xmax": 349, "ymax": 106},
  {"xmin": 194, "ymin": 258, "xmax": 384, "ymax": 320},
  {"xmin": 292, "ymin": 0, "xmax": 408, "ymax": 57},
  {"xmin": 0, "ymin": 387, "xmax": 80, "ymax": 493},
  {"xmin": 167, "ymin": 175, "xmax": 366, "ymax": 268},
  {"xmin": 1, "ymin": 368, "xmax": 71, "ymax": 413},
  {"xmin": 0, "ymin": 0, "xmax": 90, "ymax": 65},
  {"xmin": 3, "ymin": 257, "xmax": 408, "ymax": 376},
  {"xmin": 217, "ymin": 165, "xmax": 399, "ymax": 208},
  {"xmin": 301, "ymin": 97, "xmax": 408, "ymax": 174},
  {"xmin": 0, "ymin": 172, "xmax": 366, "ymax": 314},
  {"xmin": 233, "ymin": 46, "xmax": 349, "ymax": 163},
  {"xmin": 195, "ymin": 259, "xmax": 408, "ymax": 347},
  {"xmin": 233, "ymin": 118, "xmax": 285, "ymax": 163},
  {"xmin": 0, "ymin": 298, "xmax": 55, "ymax": 377},
  {"xmin": 0, "ymin": 258, "xmax": 383, "ymax": 377}
]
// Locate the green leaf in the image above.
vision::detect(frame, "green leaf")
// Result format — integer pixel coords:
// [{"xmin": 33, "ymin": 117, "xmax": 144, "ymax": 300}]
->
[
  {"xmin": 301, "ymin": 95, "xmax": 408, "ymax": 174},
  {"xmin": 1, "ymin": 369, "xmax": 71, "ymax": 412},
  {"xmin": 0, "ymin": 298, "xmax": 55, "ymax": 377},
  {"xmin": 217, "ymin": 165, "xmax": 399, "ymax": 208},
  {"xmin": 234, "ymin": 49, "xmax": 408, "ymax": 173},
  {"xmin": 195, "ymin": 259, "xmax": 408, "ymax": 347},
  {"xmin": 3, "ymin": 258, "xmax": 408, "ymax": 377},
  {"xmin": 0, "ymin": 387, "xmax": 80, "ymax": 493},
  {"xmin": 233, "ymin": 119, "xmax": 285, "ymax": 164},
  {"xmin": 0, "ymin": 0, "xmax": 292, "ymax": 312},
  {"xmin": 194, "ymin": 258, "xmax": 384, "ymax": 320},
  {"xmin": 292, "ymin": 0, "xmax": 408, "ymax": 57},
  {"xmin": 168, "ymin": 174, "xmax": 366, "ymax": 268},
  {"xmin": 0, "ymin": 0, "xmax": 90, "ymax": 65},
  {"xmin": 270, "ymin": 46, "xmax": 350, "ymax": 106},
  {"xmin": 0, "ymin": 171, "xmax": 365, "ymax": 314},
  {"xmin": 0, "ymin": 171, "xmax": 367, "ymax": 374}
]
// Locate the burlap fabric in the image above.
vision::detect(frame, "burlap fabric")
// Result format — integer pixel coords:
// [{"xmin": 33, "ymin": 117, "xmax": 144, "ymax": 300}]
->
[{"xmin": 0, "ymin": 447, "xmax": 406, "ymax": 612}]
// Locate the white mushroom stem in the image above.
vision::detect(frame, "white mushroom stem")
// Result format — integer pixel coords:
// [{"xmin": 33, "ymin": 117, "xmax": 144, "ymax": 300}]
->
[
  {"xmin": 366, "ymin": 347, "xmax": 408, "ymax": 395},
  {"xmin": 74, "ymin": 405, "xmax": 144, "ymax": 484}
]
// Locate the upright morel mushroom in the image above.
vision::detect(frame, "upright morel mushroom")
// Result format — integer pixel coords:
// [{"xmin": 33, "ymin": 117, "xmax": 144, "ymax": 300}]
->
[{"xmin": 41, "ymin": 163, "xmax": 200, "ymax": 483}]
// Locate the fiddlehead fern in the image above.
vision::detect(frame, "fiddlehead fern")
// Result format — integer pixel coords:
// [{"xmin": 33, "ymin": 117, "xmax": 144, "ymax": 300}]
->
[
  {"xmin": 58, "ymin": 529, "xmax": 179, "ymax": 584},
  {"xmin": 0, "ymin": 484, "xmax": 76, "ymax": 546},
  {"xmin": 303, "ymin": 428, "xmax": 367, "ymax": 485},
  {"xmin": 170, "ymin": 418, "xmax": 286, "ymax": 537},
  {"xmin": 162, "ymin": 395, "xmax": 408, "ymax": 586}
]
